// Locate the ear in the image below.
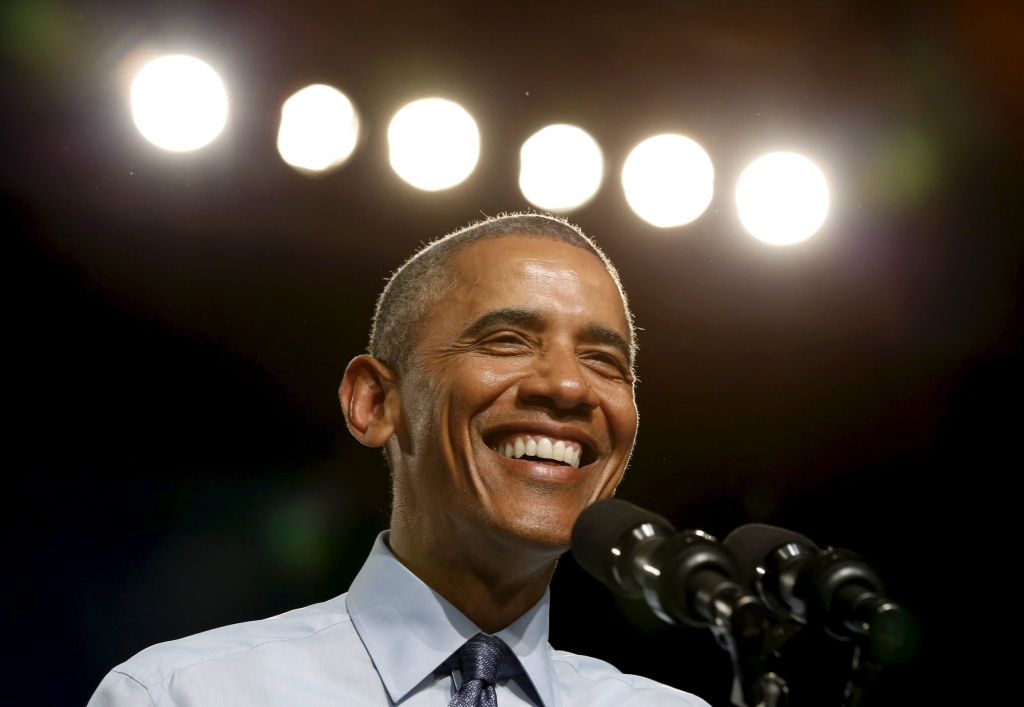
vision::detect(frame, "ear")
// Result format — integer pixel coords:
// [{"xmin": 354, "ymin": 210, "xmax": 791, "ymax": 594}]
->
[{"xmin": 339, "ymin": 355, "xmax": 401, "ymax": 448}]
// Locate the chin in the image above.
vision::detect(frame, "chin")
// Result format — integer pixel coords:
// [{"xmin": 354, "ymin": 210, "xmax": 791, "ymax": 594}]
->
[{"xmin": 491, "ymin": 505, "xmax": 576, "ymax": 555}]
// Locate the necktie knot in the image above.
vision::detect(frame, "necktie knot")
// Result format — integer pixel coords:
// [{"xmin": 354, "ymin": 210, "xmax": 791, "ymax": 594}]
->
[{"xmin": 457, "ymin": 633, "xmax": 514, "ymax": 688}]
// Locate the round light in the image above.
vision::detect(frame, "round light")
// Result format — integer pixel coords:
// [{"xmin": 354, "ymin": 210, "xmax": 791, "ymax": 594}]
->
[
  {"xmin": 621, "ymin": 134, "xmax": 714, "ymax": 228},
  {"xmin": 519, "ymin": 124, "xmax": 603, "ymax": 212},
  {"xmin": 277, "ymin": 84, "xmax": 359, "ymax": 173},
  {"xmin": 388, "ymin": 98, "xmax": 480, "ymax": 191},
  {"xmin": 130, "ymin": 55, "xmax": 228, "ymax": 152},
  {"xmin": 736, "ymin": 152, "xmax": 829, "ymax": 245}
]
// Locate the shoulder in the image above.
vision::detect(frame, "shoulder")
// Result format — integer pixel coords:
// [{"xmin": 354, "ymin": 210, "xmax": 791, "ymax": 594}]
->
[
  {"xmin": 109, "ymin": 593, "xmax": 359, "ymax": 690},
  {"xmin": 549, "ymin": 647, "xmax": 711, "ymax": 707}
]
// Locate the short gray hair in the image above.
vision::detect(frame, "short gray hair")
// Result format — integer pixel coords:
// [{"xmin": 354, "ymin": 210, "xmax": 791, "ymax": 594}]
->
[{"xmin": 369, "ymin": 213, "xmax": 635, "ymax": 373}]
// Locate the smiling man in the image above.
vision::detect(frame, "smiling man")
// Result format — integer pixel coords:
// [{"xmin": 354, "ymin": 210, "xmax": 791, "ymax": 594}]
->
[{"xmin": 88, "ymin": 214, "xmax": 707, "ymax": 707}]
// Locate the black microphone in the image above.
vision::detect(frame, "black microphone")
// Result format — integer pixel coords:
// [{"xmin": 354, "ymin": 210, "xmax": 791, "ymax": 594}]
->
[
  {"xmin": 572, "ymin": 499, "xmax": 786, "ymax": 707},
  {"xmin": 723, "ymin": 524, "xmax": 908, "ymax": 662},
  {"xmin": 572, "ymin": 498, "xmax": 756, "ymax": 628}
]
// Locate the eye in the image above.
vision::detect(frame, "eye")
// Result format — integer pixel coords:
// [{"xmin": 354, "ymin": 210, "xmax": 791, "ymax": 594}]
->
[
  {"xmin": 478, "ymin": 331, "xmax": 532, "ymax": 354},
  {"xmin": 582, "ymin": 351, "xmax": 632, "ymax": 381}
]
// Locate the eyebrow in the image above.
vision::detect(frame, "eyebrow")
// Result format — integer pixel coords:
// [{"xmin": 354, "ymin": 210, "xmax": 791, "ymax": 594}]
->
[
  {"xmin": 582, "ymin": 323, "xmax": 633, "ymax": 365},
  {"xmin": 460, "ymin": 307, "xmax": 633, "ymax": 364},
  {"xmin": 461, "ymin": 308, "xmax": 545, "ymax": 338}
]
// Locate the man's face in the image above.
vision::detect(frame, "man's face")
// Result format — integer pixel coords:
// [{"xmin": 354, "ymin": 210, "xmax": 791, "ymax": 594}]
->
[{"xmin": 393, "ymin": 236, "xmax": 638, "ymax": 553}]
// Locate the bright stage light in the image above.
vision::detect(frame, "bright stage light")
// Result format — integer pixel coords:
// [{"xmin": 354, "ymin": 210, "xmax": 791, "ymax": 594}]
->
[
  {"xmin": 277, "ymin": 84, "xmax": 359, "ymax": 173},
  {"xmin": 388, "ymin": 98, "xmax": 479, "ymax": 190},
  {"xmin": 622, "ymin": 134, "xmax": 714, "ymax": 228},
  {"xmin": 736, "ymin": 152, "xmax": 829, "ymax": 245},
  {"xmin": 519, "ymin": 124, "xmax": 603, "ymax": 212},
  {"xmin": 130, "ymin": 55, "xmax": 228, "ymax": 152}
]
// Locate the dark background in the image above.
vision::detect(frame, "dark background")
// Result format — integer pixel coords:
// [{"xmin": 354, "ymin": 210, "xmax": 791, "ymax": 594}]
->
[{"xmin": 3, "ymin": 1, "xmax": 1022, "ymax": 706}]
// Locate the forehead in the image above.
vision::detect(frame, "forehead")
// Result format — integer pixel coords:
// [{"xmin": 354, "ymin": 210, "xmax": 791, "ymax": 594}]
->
[{"xmin": 444, "ymin": 236, "xmax": 630, "ymax": 334}]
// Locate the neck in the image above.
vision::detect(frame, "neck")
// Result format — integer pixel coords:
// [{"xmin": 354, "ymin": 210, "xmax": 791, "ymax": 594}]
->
[{"xmin": 388, "ymin": 509, "xmax": 558, "ymax": 634}]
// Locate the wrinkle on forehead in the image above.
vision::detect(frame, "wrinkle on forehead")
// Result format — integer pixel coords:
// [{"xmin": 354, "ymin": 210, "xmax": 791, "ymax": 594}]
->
[
  {"xmin": 457, "ymin": 256, "xmax": 583, "ymax": 298},
  {"xmin": 441, "ymin": 237, "xmax": 631, "ymax": 343},
  {"xmin": 519, "ymin": 257, "xmax": 583, "ymax": 284},
  {"xmin": 460, "ymin": 251, "xmax": 598, "ymax": 299}
]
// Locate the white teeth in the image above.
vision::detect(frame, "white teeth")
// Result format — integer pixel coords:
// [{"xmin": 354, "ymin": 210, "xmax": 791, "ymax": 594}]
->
[
  {"xmin": 537, "ymin": 437, "xmax": 553, "ymax": 458},
  {"xmin": 495, "ymin": 435, "xmax": 584, "ymax": 467},
  {"xmin": 553, "ymin": 440, "xmax": 565, "ymax": 462}
]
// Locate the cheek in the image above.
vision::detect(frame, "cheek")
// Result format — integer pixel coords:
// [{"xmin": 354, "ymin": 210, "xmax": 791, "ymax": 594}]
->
[
  {"xmin": 603, "ymin": 388, "xmax": 639, "ymax": 450},
  {"xmin": 448, "ymin": 360, "xmax": 522, "ymax": 414}
]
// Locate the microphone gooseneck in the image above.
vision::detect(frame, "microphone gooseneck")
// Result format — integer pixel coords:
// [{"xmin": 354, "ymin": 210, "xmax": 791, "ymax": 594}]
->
[
  {"xmin": 572, "ymin": 502, "xmax": 910, "ymax": 707},
  {"xmin": 723, "ymin": 523, "xmax": 909, "ymax": 707},
  {"xmin": 572, "ymin": 499, "xmax": 786, "ymax": 707},
  {"xmin": 723, "ymin": 524, "xmax": 907, "ymax": 655}
]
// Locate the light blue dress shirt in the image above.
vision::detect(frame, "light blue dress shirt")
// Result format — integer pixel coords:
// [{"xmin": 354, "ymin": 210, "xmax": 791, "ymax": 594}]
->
[{"xmin": 88, "ymin": 532, "xmax": 710, "ymax": 707}]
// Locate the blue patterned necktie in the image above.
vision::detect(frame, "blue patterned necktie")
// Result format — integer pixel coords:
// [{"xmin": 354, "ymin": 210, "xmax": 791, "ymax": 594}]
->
[{"xmin": 449, "ymin": 633, "xmax": 515, "ymax": 707}]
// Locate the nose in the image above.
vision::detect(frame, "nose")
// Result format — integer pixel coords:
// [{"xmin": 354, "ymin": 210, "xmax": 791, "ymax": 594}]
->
[{"xmin": 517, "ymin": 343, "xmax": 600, "ymax": 412}]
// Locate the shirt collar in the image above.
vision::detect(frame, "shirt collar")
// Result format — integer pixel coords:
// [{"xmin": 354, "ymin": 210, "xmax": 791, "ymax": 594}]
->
[{"xmin": 346, "ymin": 532, "xmax": 558, "ymax": 707}]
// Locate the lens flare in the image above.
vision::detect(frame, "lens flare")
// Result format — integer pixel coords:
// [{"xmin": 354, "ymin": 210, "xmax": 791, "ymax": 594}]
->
[
  {"xmin": 276, "ymin": 84, "xmax": 359, "ymax": 173},
  {"xmin": 622, "ymin": 134, "xmax": 714, "ymax": 228},
  {"xmin": 130, "ymin": 55, "xmax": 228, "ymax": 152},
  {"xmin": 736, "ymin": 153, "xmax": 829, "ymax": 245},
  {"xmin": 519, "ymin": 124, "xmax": 603, "ymax": 212},
  {"xmin": 388, "ymin": 98, "xmax": 480, "ymax": 191}
]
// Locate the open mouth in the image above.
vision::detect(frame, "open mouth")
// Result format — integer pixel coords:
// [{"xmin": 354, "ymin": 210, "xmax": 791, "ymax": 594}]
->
[{"xmin": 486, "ymin": 432, "xmax": 591, "ymax": 469}]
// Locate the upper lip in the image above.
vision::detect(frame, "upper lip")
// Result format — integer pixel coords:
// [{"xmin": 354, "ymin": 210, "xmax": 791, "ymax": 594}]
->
[{"xmin": 481, "ymin": 421, "xmax": 601, "ymax": 463}]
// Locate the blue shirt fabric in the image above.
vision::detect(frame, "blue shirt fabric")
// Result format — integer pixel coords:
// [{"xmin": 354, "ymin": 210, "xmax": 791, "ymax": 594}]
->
[{"xmin": 88, "ymin": 532, "xmax": 710, "ymax": 707}]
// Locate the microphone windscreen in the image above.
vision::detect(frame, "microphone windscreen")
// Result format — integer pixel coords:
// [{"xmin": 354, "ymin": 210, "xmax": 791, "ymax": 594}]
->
[
  {"xmin": 571, "ymin": 498, "xmax": 674, "ymax": 589},
  {"xmin": 723, "ymin": 523, "xmax": 818, "ymax": 588}
]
